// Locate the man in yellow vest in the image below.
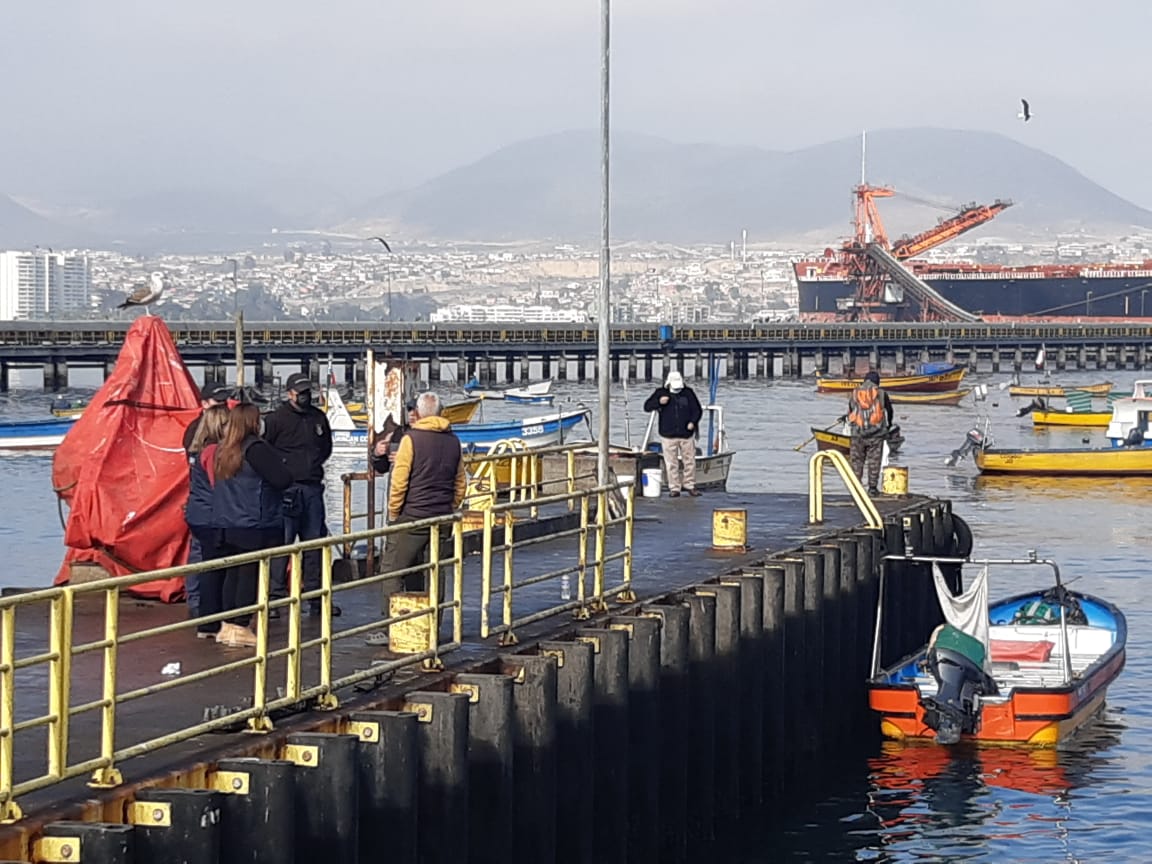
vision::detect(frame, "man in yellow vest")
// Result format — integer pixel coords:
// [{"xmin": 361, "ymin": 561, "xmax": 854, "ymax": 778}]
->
[{"xmin": 846, "ymin": 371, "xmax": 893, "ymax": 495}]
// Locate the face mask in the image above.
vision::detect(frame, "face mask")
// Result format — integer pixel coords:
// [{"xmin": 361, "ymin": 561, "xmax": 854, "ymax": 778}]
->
[
  {"xmin": 294, "ymin": 391, "xmax": 312, "ymax": 409},
  {"xmin": 258, "ymin": 418, "xmax": 266, "ymax": 437}
]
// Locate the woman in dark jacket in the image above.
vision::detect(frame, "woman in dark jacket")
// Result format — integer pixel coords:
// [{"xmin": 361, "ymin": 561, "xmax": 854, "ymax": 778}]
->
[
  {"xmin": 185, "ymin": 405, "xmax": 230, "ymax": 639},
  {"xmin": 202, "ymin": 404, "xmax": 293, "ymax": 647}
]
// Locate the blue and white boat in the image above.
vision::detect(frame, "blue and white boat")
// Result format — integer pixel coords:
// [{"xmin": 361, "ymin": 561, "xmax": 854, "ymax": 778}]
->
[
  {"xmin": 456, "ymin": 408, "xmax": 590, "ymax": 452},
  {"xmin": 0, "ymin": 417, "xmax": 78, "ymax": 451},
  {"xmin": 1104, "ymin": 380, "xmax": 1152, "ymax": 447},
  {"xmin": 464, "ymin": 378, "xmax": 553, "ymax": 403},
  {"xmin": 503, "ymin": 390, "xmax": 555, "ymax": 406}
]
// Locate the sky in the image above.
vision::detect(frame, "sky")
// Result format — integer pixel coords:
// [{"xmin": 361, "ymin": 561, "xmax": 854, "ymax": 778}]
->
[{"xmin": 1, "ymin": 0, "xmax": 1149, "ymax": 211}]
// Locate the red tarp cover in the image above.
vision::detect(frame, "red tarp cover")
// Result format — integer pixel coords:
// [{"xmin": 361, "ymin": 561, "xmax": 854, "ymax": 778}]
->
[
  {"xmin": 990, "ymin": 639, "xmax": 1056, "ymax": 663},
  {"xmin": 52, "ymin": 316, "xmax": 202, "ymax": 600}
]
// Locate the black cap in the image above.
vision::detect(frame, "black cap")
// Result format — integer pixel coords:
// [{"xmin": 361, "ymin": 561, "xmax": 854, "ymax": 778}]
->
[
  {"xmin": 864, "ymin": 371, "xmax": 881, "ymax": 385},
  {"xmin": 199, "ymin": 383, "xmax": 232, "ymax": 403},
  {"xmin": 285, "ymin": 372, "xmax": 312, "ymax": 392},
  {"xmin": 405, "ymin": 398, "xmax": 417, "ymax": 412}
]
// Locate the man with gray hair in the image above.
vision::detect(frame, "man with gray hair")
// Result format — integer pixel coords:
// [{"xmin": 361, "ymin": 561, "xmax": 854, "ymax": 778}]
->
[{"xmin": 368, "ymin": 391, "xmax": 466, "ymax": 644}]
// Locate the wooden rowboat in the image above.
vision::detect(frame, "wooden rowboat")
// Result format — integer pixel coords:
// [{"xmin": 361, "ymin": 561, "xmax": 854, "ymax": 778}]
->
[
  {"xmin": 888, "ymin": 389, "xmax": 970, "ymax": 406},
  {"xmin": 975, "ymin": 445, "xmax": 1152, "ymax": 475},
  {"xmin": 1031, "ymin": 410, "xmax": 1112, "ymax": 428},
  {"xmin": 1008, "ymin": 381, "xmax": 1113, "ymax": 398},
  {"xmin": 816, "ymin": 365, "xmax": 966, "ymax": 394},
  {"xmin": 338, "ymin": 397, "xmax": 482, "ymax": 426},
  {"xmin": 812, "ymin": 426, "xmax": 904, "ymax": 456}
]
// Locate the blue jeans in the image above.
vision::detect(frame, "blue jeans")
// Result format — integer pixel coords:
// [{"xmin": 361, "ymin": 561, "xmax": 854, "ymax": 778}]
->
[
  {"xmin": 186, "ymin": 534, "xmax": 203, "ymax": 615},
  {"xmin": 271, "ymin": 483, "xmax": 329, "ymax": 598}
]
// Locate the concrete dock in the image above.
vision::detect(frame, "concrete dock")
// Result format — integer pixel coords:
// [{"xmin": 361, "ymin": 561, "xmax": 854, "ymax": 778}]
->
[{"xmin": 0, "ymin": 489, "xmax": 964, "ymax": 862}]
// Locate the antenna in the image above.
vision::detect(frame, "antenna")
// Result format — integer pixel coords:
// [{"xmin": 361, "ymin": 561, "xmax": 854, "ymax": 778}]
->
[{"xmin": 860, "ymin": 130, "xmax": 867, "ymax": 185}]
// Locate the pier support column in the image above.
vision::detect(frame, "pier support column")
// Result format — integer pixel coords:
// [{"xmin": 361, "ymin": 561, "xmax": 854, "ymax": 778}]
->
[
  {"xmin": 504, "ymin": 355, "xmax": 515, "ymax": 383},
  {"xmin": 354, "ymin": 357, "xmax": 367, "ymax": 387},
  {"xmin": 644, "ymin": 353, "xmax": 654, "ymax": 382},
  {"xmin": 131, "ymin": 788, "xmax": 223, "ymax": 863},
  {"xmin": 695, "ymin": 352, "xmax": 705, "ymax": 380},
  {"xmin": 0, "ymin": 361, "xmax": 7, "ymax": 392},
  {"xmin": 407, "ymin": 690, "xmax": 472, "ymax": 864},
  {"xmin": 684, "ymin": 592, "xmax": 716, "ymax": 849},
  {"xmin": 628, "ymin": 353, "xmax": 637, "ymax": 381},
  {"xmin": 102, "ymin": 360, "xmax": 116, "ymax": 381},
  {"xmin": 43, "ymin": 360, "xmax": 67, "ymax": 391},
  {"xmin": 346, "ymin": 710, "xmax": 419, "ymax": 864},
  {"xmin": 345, "ymin": 356, "xmax": 356, "ymax": 384},
  {"xmin": 557, "ymin": 354, "xmax": 567, "ymax": 381},
  {"xmin": 283, "ymin": 732, "xmax": 359, "ymax": 864},
  {"xmin": 454, "ymin": 673, "xmax": 515, "ymax": 864},
  {"xmin": 255, "ymin": 357, "xmax": 274, "ymax": 388},
  {"xmin": 610, "ymin": 354, "xmax": 620, "ymax": 383}
]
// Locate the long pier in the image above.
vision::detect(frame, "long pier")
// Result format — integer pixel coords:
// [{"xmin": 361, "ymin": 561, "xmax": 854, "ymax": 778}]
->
[
  {"xmin": 0, "ymin": 475, "xmax": 966, "ymax": 862},
  {"xmin": 2, "ymin": 320, "xmax": 1152, "ymax": 389}
]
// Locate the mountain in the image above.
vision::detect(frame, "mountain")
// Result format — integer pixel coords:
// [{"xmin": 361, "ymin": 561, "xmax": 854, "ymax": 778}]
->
[
  {"xmin": 0, "ymin": 194, "xmax": 82, "ymax": 248},
  {"xmin": 356, "ymin": 129, "xmax": 1152, "ymax": 243}
]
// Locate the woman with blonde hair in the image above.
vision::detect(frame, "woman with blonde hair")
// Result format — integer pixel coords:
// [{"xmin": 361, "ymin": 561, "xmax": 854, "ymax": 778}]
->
[
  {"xmin": 201, "ymin": 404, "xmax": 293, "ymax": 647},
  {"xmin": 185, "ymin": 404, "xmax": 229, "ymax": 639}
]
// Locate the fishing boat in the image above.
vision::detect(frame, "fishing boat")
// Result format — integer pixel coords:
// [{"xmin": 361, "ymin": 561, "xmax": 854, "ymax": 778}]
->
[
  {"xmin": 815, "ymin": 362, "xmax": 966, "ymax": 394},
  {"xmin": 1104, "ymin": 380, "xmax": 1152, "ymax": 447},
  {"xmin": 456, "ymin": 408, "xmax": 591, "ymax": 452},
  {"xmin": 1032, "ymin": 409, "xmax": 1112, "ymax": 428},
  {"xmin": 326, "ymin": 387, "xmax": 367, "ymax": 451},
  {"xmin": 337, "ymin": 397, "xmax": 482, "ymax": 426},
  {"xmin": 811, "ymin": 425, "xmax": 905, "ymax": 457},
  {"xmin": 503, "ymin": 389, "xmax": 555, "ymax": 406},
  {"xmin": 0, "ymin": 416, "xmax": 78, "ymax": 450},
  {"xmin": 888, "ymin": 389, "xmax": 970, "ymax": 406},
  {"xmin": 974, "ymin": 445, "xmax": 1152, "ymax": 475},
  {"xmin": 868, "ymin": 552, "xmax": 1125, "ymax": 746},
  {"xmin": 50, "ymin": 397, "xmax": 87, "ymax": 419},
  {"xmin": 464, "ymin": 378, "xmax": 553, "ymax": 400},
  {"xmin": 1008, "ymin": 381, "xmax": 1113, "ymax": 398}
]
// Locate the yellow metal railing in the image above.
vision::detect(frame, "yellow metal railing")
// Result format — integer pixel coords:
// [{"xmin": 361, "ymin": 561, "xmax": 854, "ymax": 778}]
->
[
  {"xmin": 807, "ymin": 450, "xmax": 883, "ymax": 529},
  {"xmin": 0, "ymin": 480, "xmax": 633, "ymax": 823},
  {"xmin": 480, "ymin": 482, "xmax": 636, "ymax": 646}
]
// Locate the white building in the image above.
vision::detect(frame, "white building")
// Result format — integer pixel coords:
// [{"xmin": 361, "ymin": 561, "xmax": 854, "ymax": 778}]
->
[
  {"xmin": 0, "ymin": 251, "xmax": 91, "ymax": 320},
  {"xmin": 430, "ymin": 304, "xmax": 586, "ymax": 324}
]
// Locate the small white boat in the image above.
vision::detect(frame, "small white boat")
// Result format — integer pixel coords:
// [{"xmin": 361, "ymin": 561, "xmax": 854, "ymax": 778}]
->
[
  {"xmin": 0, "ymin": 417, "xmax": 78, "ymax": 451},
  {"xmin": 1104, "ymin": 380, "xmax": 1152, "ymax": 448},
  {"xmin": 464, "ymin": 378, "xmax": 554, "ymax": 401},
  {"xmin": 326, "ymin": 387, "xmax": 367, "ymax": 451}
]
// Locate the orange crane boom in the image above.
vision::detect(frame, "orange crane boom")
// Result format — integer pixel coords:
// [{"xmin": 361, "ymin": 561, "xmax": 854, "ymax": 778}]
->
[{"xmin": 890, "ymin": 199, "xmax": 1014, "ymax": 260}]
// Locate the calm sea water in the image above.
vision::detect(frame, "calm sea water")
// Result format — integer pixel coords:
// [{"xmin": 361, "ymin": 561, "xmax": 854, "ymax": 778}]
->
[{"xmin": 2, "ymin": 367, "xmax": 1150, "ymax": 861}]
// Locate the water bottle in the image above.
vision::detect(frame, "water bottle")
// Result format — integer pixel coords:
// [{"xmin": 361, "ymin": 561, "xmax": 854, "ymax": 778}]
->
[{"xmin": 560, "ymin": 572, "xmax": 572, "ymax": 601}]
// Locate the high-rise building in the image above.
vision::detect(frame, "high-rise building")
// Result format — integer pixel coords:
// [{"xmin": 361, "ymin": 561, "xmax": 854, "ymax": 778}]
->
[{"xmin": 0, "ymin": 251, "xmax": 91, "ymax": 320}]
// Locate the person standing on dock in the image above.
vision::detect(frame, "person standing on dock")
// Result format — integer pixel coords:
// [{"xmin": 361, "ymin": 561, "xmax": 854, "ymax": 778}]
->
[
  {"xmin": 366, "ymin": 392, "xmax": 466, "ymax": 646},
  {"xmin": 185, "ymin": 405, "xmax": 230, "ymax": 638},
  {"xmin": 182, "ymin": 383, "xmax": 233, "ymax": 619},
  {"xmin": 263, "ymin": 372, "xmax": 337, "ymax": 616},
  {"xmin": 846, "ymin": 371, "xmax": 894, "ymax": 496},
  {"xmin": 643, "ymin": 370, "xmax": 704, "ymax": 497}
]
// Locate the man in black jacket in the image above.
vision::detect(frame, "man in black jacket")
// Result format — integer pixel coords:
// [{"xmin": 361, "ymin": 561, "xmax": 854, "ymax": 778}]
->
[
  {"xmin": 643, "ymin": 370, "xmax": 704, "ymax": 497},
  {"xmin": 263, "ymin": 372, "xmax": 336, "ymax": 615}
]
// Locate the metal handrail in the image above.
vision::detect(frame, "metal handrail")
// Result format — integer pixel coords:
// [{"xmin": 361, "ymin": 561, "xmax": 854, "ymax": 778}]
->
[
  {"xmin": 807, "ymin": 450, "xmax": 883, "ymax": 529},
  {"xmin": 0, "ymin": 481, "xmax": 631, "ymax": 824}
]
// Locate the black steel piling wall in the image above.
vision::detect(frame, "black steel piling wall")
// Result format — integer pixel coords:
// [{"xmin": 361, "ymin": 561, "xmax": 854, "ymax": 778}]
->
[{"xmin": 16, "ymin": 501, "xmax": 955, "ymax": 863}]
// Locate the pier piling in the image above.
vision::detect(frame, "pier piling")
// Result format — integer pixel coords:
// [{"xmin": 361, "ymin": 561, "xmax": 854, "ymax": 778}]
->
[
  {"xmin": 346, "ymin": 710, "xmax": 419, "ymax": 864},
  {"xmin": 283, "ymin": 733, "xmax": 359, "ymax": 864},
  {"xmin": 129, "ymin": 788, "xmax": 222, "ymax": 864},
  {"xmin": 210, "ymin": 758, "xmax": 296, "ymax": 864},
  {"xmin": 407, "ymin": 691, "xmax": 471, "ymax": 864},
  {"xmin": 684, "ymin": 592, "xmax": 717, "ymax": 849},
  {"xmin": 453, "ymin": 673, "xmax": 515, "ymax": 864}
]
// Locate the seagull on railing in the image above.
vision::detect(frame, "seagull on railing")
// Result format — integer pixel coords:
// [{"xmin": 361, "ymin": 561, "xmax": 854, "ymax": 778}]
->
[{"xmin": 117, "ymin": 272, "xmax": 165, "ymax": 314}]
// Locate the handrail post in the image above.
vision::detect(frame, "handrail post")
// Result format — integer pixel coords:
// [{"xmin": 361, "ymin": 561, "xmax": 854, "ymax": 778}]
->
[
  {"xmin": 342, "ymin": 475, "xmax": 353, "ymax": 560},
  {"xmin": 567, "ymin": 450, "xmax": 577, "ymax": 511},
  {"xmin": 575, "ymin": 493, "xmax": 590, "ymax": 619},
  {"xmin": 481, "ymin": 508, "xmax": 494, "ymax": 639},
  {"xmin": 47, "ymin": 589, "xmax": 73, "ymax": 780},
  {"xmin": 453, "ymin": 519, "xmax": 464, "ymax": 646},
  {"xmin": 618, "ymin": 483, "xmax": 636, "ymax": 602},
  {"xmin": 501, "ymin": 510, "xmax": 517, "ymax": 645},
  {"xmin": 592, "ymin": 489, "xmax": 608, "ymax": 611},
  {"xmin": 286, "ymin": 550, "xmax": 304, "ymax": 702},
  {"xmin": 88, "ymin": 586, "xmax": 122, "ymax": 787},
  {"xmin": 0, "ymin": 606, "xmax": 22, "ymax": 823},
  {"xmin": 317, "ymin": 546, "xmax": 338, "ymax": 708},
  {"xmin": 425, "ymin": 524, "xmax": 443, "ymax": 670},
  {"xmin": 530, "ymin": 453, "xmax": 540, "ymax": 520},
  {"xmin": 248, "ymin": 558, "xmax": 274, "ymax": 732}
]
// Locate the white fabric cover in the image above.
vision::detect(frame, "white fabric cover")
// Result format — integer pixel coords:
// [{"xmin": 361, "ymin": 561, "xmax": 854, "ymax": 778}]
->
[{"xmin": 932, "ymin": 563, "xmax": 991, "ymax": 672}]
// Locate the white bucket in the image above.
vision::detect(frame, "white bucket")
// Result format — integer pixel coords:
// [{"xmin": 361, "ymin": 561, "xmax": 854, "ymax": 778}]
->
[{"xmin": 641, "ymin": 468, "xmax": 663, "ymax": 498}]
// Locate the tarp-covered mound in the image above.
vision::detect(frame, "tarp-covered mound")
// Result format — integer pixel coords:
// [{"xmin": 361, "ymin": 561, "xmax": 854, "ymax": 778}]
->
[{"xmin": 52, "ymin": 316, "xmax": 202, "ymax": 600}]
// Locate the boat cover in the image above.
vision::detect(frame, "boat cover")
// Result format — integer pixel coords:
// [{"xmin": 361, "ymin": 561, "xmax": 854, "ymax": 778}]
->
[
  {"xmin": 932, "ymin": 563, "xmax": 991, "ymax": 673},
  {"xmin": 52, "ymin": 317, "xmax": 202, "ymax": 601}
]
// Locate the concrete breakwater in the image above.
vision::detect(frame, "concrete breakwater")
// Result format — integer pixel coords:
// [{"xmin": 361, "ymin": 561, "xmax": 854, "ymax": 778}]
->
[{"xmin": 0, "ymin": 499, "xmax": 964, "ymax": 863}]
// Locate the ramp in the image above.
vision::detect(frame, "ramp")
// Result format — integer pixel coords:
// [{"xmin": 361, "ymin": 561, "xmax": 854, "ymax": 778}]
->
[{"xmin": 864, "ymin": 243, "xmax": 980, "ymax": 322}]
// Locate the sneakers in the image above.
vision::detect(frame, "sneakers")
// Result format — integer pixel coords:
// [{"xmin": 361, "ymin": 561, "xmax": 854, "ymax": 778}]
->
[
  {"xmin": 308, "ymin": 601, "xmax": 342, "ymax": 617},
  {"xmin": 669, "ymin": 490, "xmax": 681, "ymax": 498},
  {"xmin": 686, "ymin": 488, "xmax": 701, "ymax": 497},
  {"xmin": 216, "ymin": 622, "xmax": 257, "ymax": 648}
]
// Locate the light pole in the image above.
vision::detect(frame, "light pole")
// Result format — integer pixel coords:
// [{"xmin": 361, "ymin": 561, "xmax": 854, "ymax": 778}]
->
[
  {"xmin": 1086, "ymin": 290, "xmax": 1093, "ymax": 316},
  {"xmin": 226, "ymin": 259, "xmax": 244, "ymax": 389},
  {"xmin": 367, "ymin": 237, "xmax": 394, "ymax": 325},
  {"xmin": 596, "ymin": 0, "xmax": 611, "ymax": 486}
]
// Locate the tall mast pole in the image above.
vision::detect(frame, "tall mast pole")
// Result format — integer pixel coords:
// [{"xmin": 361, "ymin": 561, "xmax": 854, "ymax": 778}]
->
[{"xmin": 596, "ymin": 0, "xmax": 611, "ymax": 485}]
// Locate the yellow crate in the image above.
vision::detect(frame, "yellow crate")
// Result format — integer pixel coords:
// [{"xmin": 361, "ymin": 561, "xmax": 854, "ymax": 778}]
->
[
  {"xmin": 712, "ymin": 509, "xmax": 748, "ymax": 550},
  {"xmin": 389, "ymin": 592, "xmax": 432, "ymax": 654}
]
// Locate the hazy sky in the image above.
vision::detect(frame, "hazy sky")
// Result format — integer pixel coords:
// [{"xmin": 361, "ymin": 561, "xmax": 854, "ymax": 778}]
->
[{"xmin": 2, "ymin": 0, "xmax": 1149, "ymax": 209}]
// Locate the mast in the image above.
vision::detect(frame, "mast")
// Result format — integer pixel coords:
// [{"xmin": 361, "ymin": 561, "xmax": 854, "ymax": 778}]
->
[{"xmin": 596, "ymin": 0, "xmax": 611, "ymax": 485}]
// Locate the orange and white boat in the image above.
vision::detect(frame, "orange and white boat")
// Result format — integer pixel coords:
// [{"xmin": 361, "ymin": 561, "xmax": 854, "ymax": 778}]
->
[{"xmin": 868, "ymin": 553, "xmax": 1125, "ymax": 747}]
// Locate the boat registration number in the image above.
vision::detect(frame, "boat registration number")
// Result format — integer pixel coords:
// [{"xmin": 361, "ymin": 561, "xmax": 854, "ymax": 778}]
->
[{"xmin": 522, "ymin": 424, "xmax": 544, "ymax": 436}]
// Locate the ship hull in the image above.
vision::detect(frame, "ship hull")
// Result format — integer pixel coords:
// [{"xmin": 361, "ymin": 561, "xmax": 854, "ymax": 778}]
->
[{"xmin": 798, "ymin": 273, "xmax": 1152, "ymax": 319}]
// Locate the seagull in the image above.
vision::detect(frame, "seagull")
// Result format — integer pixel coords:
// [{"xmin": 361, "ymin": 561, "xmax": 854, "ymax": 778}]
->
[
  {"xmin": 1017, "ymin": 98, "xmax": 1032, "ymax": 122},
  {"xmin": 368, "ymin": 236, "xmax": 392, "ymax": 253},
  {"xmin": 118, "ymin": 271, "xmax": 165, "ymax": 314}
]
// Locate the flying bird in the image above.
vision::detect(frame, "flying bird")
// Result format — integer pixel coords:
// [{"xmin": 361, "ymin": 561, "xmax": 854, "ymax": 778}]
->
[
  {"xmin": 1017, "ymin": 98, "xmax": 1032, "ymax": 122},
  {"xmin": 368, "ymin": 236, "xmax": 392, "ymax": 253},
  {"xmin": 118, "ymin": 272, "xmax": 165, "ymax": 313}
]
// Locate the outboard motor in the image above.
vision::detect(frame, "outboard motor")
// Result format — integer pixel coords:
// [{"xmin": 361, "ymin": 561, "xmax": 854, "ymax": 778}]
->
[
  {"xmin": 887, "ymin": 423, "xmax": 906, "ymax": 454},
  {"xmin": 920, "ymin": 624, "xmax": 998, "ymax": 745},
  {"xmin": 945, "ymin": 427, "xmax": 992, "ymax": 467}
]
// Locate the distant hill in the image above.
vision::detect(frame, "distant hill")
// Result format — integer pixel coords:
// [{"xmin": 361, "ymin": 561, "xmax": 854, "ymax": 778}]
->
[
  {"xmin": 0, "ymin": 194, "xmax": 80, "ymax": 248},
  {"xmin": 356, "ymin": 128, "xmax": 1152, "ymax": 243}
]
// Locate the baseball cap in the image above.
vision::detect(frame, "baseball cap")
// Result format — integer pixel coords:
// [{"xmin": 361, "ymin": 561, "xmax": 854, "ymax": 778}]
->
[
  {"xmin": 864, "ymin": 371, "xmax": 881, "ymax": 385},
  {"xmin": 199, "ymin": 383, "xmax": 232, "ymax": 403},
  {"xmin": 285, "ymin": 372, "xmax": 312, "ymax": 392},
  {"xmin": 405, "ymin": 398, "xmax": 417, "ymax": 412}
]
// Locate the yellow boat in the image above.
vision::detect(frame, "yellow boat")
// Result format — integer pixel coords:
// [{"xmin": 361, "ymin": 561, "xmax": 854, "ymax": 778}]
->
[
  {"xmin": 888, "ymin": 389, "xmax": 970, "ymax": 406},
  {"xmin": 816, "ymin": 366, "xmax": 967, "ymax": 394},
  {"xmin": 1008, "ymin": 381, "xmax": 1113, "ymax": 398},
  {"xmin": 336, "ymin": 397, "xmax": 483, "ymax": 426},
  {"xmin": 1031, "ymin": 410, "xmax": 1112, "ymax": 428},
  {"xmin": 975, "ymin": 446, "xmax": 1152, "ymax": 475}
]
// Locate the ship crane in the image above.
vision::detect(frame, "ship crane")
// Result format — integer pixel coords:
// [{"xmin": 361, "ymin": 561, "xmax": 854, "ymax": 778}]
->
[{"xmin": 837, "ymin": 187, "xmax": 1012, "ymax": 321}]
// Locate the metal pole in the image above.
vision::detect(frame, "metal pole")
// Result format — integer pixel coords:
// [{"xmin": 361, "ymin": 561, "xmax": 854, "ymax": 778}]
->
[{"xmin": 596, "ymin": 0, "xmax": 611, "ymax": 485}]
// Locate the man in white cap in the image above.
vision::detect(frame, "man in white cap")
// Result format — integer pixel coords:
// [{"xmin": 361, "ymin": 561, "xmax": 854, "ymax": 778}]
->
[{"xmin": 643, "ymin": 370, "xmax": 704, "ymax": 497}]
